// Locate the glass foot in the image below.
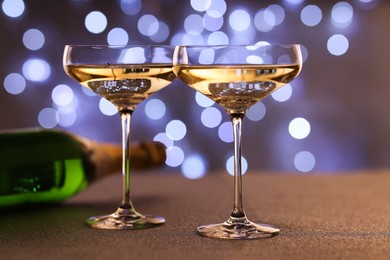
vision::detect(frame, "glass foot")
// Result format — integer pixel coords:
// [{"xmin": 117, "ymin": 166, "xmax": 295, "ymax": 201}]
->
[
  {"xmin": 86, "ymin": 207, "xmax": 165, "ymax": 230},
  {"xmin": 197, "ymin": 217, "xmax": 279, "ymax": 239}
]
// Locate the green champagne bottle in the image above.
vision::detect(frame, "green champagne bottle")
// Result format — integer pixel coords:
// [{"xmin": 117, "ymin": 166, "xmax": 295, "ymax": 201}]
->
[{"xmin": 0, "ymin": 128, "xmax": 166, "ymax": 207}]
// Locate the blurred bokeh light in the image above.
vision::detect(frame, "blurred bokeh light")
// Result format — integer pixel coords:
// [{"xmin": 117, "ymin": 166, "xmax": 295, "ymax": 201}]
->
[{"xmin": 1, "ymin": 0, "xmax": 389, "ymax": 178}]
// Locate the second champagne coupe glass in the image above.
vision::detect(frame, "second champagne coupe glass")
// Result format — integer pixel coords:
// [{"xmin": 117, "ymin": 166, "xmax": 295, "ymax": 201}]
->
[
  {"xmin": 63, "ymin": 45, "xmax": 175, "ymax": 229},
  {"xmin": 173, "ymin": 44, "xmax": 302, "ymax": 239}
]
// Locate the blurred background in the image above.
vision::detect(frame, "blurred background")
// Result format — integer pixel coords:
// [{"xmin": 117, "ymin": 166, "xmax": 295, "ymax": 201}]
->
[{"xmin": 0, "ymin": 0, "xmax": 389, "ymax": 179}]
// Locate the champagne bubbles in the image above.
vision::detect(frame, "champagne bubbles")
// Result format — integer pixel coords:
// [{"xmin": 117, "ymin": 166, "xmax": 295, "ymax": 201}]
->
[{"xmin": 85, "ymin": 11, "xmax": 107, "ymax": 34}]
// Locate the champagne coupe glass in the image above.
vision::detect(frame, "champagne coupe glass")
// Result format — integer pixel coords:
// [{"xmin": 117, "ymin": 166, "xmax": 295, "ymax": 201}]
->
[
  {"xmin": 63, "ymin": 45, "xmax": 175, "ymax": 229},
  {"xmin": 173, "ymin": 44, "xmax": 302, "ymax": 239}
]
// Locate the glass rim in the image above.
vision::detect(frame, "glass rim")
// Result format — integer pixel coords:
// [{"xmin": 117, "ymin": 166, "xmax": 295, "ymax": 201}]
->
[
  {"xmin": 173, "ymin": 43, "xmax": 301, "ymax": 48},
  {"xmin": 64, "ymin": 44, "xmax": 176, "ymax": 48}
]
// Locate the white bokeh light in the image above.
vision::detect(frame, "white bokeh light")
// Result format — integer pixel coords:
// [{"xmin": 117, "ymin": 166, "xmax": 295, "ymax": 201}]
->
[
  {"xmin": 99, "ymin": 98, "xmax": 118, "ymax": 116},
  {"xmin": 184, "ymin": 14, "xmax": 204, "ymax": 35},
  {"xmin": 57, "ymin": 106, "xmax": 77, "ymax": 127},
  {"xmin": 271, "ymin": 84, "xmax": 292, "ymax": 102},
  {"xmin": 226, "ymin": 155, "xmax": 248, "ymax": 176},
  {"xmin": 327, "ymin": 34, "xmax": 349, "ymax": 56},
  {"xmin": 289, "ymin": 117, "xmax": 311, "ymax": 139},
  {"xmin": 119, "ymin": 47, "xmax": 146, "ymax": 64},
  {"xmin": 294, "ymin": 151, "xmax": 316, "ymax": 172},
  {"xmin": 81, "ymin": 85, "xmax": 97, "ymax": 96},
  {"xmin": 218, "ymin": 121, "xmax": 233, "ymax": 143},
  {"xmin": 22, "ymin": 58, "xmax": 51, "ymax": 82},
  {"xmin": 149, "ymin": 21, "xmax": 170, "ymax": 43},
  {"xmin": 284, "ymin": 0, "xmax": 304, "ymax": 5},
  {"xmin": 190, "ymin": 0, "xmax": 211, "ymax": 12},
  {"xmin": 246, "ymin": 102, "xmax": 266, "ymax": 121},
  {"xmin": 207, "ymin": 0, "xmax": 227, "ymax": 18},
  {"xmin": 144, "ymin": 98, "xmax": 166, "ymax": 120},
  {"xmin": 85, "ymin": 11, "xmax": 107, "ymax": 34},
  {"xmin": 166, "ymin": 146, "xmax": 185, "ymax": 167},
  {"xmin": 166, "ymin": 120, "xmax": 187, "ymax": 141},
  {"xmin": 107, "ymin": 27, "xmax": 129, "ymax": 45},
  {"xmin": 2, "ymin": 0, "xmax": 25, "ymax": 18},
  {"xmin": 181, "ymin": 154, "xmax": 207, "ymax": 179},
  {"xmin": 301, "ymin": 5, "xmax": 322, "ymax": 27},
  {"xmin": 120, "ymin": 0, "xmax": 142, "ymax": 16},
  {"xmin": 138, "ymin": 14, "xmax": 159, "ymax": 36},
  {"xmin": 266, "ymin": 4, "xmax": 285, "ymax": 26},
  {"xmin": 23, "ymin": 29, "xmax": 45, "ymax": 50},
  {"xmin": 229, "ymin": 9, "xmax": 251, "ymax": 31},
  {"xmin": 331, "ymin": 2, "xmax": 353, "ymax": 28},
  {"xmin": 38, "ymin": 108, "xmax": 58, "ymax": 129},
  {"xmin": 207, "ymin": 31, "xmax": 229, "ymax": 45},
  {"xmin": 203, "ymin": 13, "xmax": 224, "ymax": 32},
  {"xmin": 195, "ymin": 92, "xmax": 214, "ymax": 107},
  {"xmin": 199, "ymin": 48, "xmax": 215, "ymax": 64},
  {"xmin": 52, "ymin": 84, "xmax": 74, "ymax": 106},
  {"xmin": 201, "ymin": 107, "xmax": 222, "ymax": 128},
  {"xmin": 3, "ymin": 73, "xmax": 26, "ymax": 95},
  {"xmin": 153, "ymin": 132, "xmax": 174, "ymax": 148},
  {"xmin": 254, "ymin": 9, "xmax": 274, "ymax": 32}
]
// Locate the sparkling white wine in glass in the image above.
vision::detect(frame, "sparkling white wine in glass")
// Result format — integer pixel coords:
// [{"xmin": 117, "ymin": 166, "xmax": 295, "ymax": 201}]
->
[
  {"xmin": 64, "ymin": 45, "xmax": 175, "ymax": 230},
  {"xmin": 173, "ymin": 44, "xmax": 302, "ymax": 239},
  {"xmin": 66, "ymin": 65, "xmax": 174, "ymax": 111},
  {"xmin": 176, "ymin": 64, "xmax": 300, "ymax": 113}
]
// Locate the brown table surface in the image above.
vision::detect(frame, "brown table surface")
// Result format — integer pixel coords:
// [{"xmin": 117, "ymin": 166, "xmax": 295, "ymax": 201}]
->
[{"xmin": 1, "ymin": 169, "xmax": 390, "ymax": 260}]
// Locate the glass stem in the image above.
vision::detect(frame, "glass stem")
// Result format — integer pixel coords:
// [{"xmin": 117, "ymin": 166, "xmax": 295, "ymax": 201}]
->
[
  {"xmin": 120, "ymin": 110, "xmax": 134, "ymax": 210},
  {"xmin": 230, "ymin": 113, "xmax": 246, "ymax": 220}
]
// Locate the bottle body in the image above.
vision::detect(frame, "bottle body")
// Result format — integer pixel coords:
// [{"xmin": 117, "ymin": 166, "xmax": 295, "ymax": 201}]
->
[
  {"xmin": 0, "ymin": 128, "xmax": 167, "ymax": 207},
  {"xmin": 0, "ymin": 129, "xmax": 96, "ymax": 207}
]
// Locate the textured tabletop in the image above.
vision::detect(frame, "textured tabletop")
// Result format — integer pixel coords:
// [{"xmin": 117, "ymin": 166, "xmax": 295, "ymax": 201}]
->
[{"xmin": 1, "ymin": 169, "xmax": 390, "ymax": 260}]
